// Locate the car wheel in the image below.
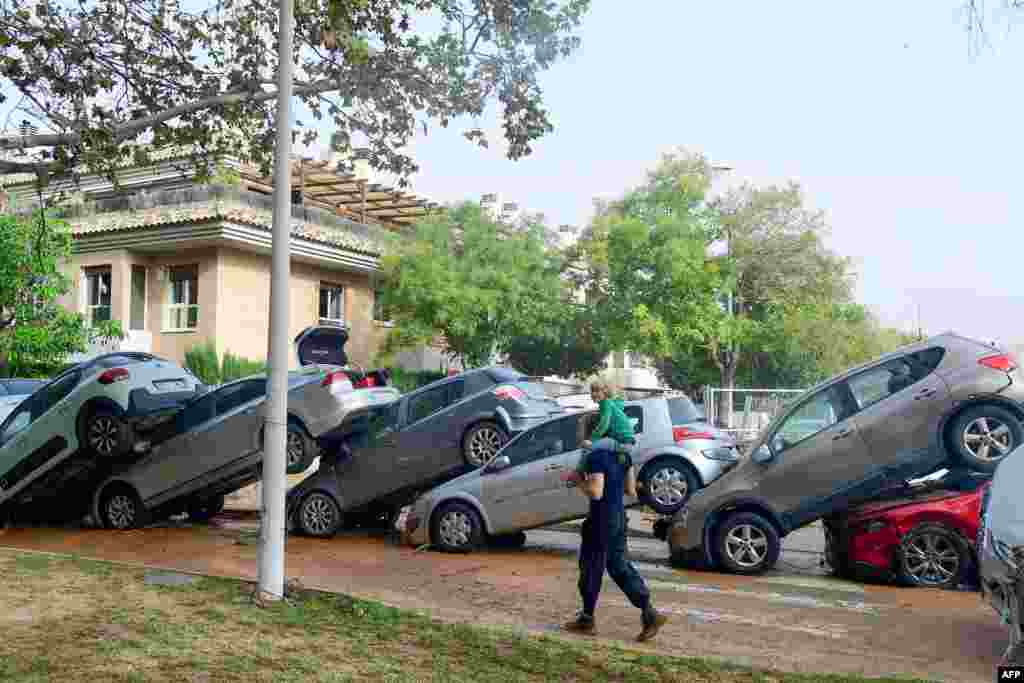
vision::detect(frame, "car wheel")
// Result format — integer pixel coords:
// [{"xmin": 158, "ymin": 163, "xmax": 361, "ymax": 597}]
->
[
  {"xmin": 286, "ymin": 421, "xmax": 317, "ymax": 475},
  {"xmin": 297, "ymin": 491, "xmax": 342, "ymax": 538},
  {"xmin": 99, "ymin": 485, "xmax": 149, "ymax": 530},
  {"xmin": 949, "ymin": 405, "xmax": 1023, "ymax": 473},
  {"xmin": 640, "ymin": 459, "xmax": 698, "ymax": 515},
  {"xmin": 490, "ymin": 530, "xmax": 527, "ymax": 549},
  {"xmin": 187, "ymin": 494, "xmax": 226, "ymax": 523},
  {"xmin": 462, "ymin": 422, "xmax": 508, "ymax": 468},
  {"xmin": 823, "ymin": 521, "xmax": 857, "ymax": 579},
  {"xmin": 897, "ymin": 523, "xmax": 969, "ymax": 589},
  {"xmin": 714, "ymin": 512, "xmax": 780, "ymax": 575},
  {"xmin": 83, "ymin": 408, "xmax": 132, "ymax": 458},
  {"xmin": 431, "ymin": 501, "xmax": 485, "ymax": 553}
]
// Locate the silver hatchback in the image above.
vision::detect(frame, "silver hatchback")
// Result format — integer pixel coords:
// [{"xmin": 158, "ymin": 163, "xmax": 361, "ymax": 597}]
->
[{"xmin": 400, "ymin": 395, "xmax": 739, "ymax": 552}]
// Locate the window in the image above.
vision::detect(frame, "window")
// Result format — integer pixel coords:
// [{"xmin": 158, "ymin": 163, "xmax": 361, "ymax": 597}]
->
[
  {"xmin": 215, "ymin": 379, "xmax": 267, "ymax": 416},
  {"xmin": 407, "ymin": 385, "xmax": 450, "ymax": 424},
  {"xmin": 84, "ymin": 267, "xmax": 112, "ymax": 325},
  {"xmin": 166, "ymin": 265, "xmax": 199, "ymax": 331},
  {"xmin": 773, "ymin": 386, "xmax": 846, "ymax": 452},
  {"xmin": 372, "ymin": 283, "xmax": 392, "ymax": 323},
  {"xmin": 504, "ymin": 419, "xmax": 569, "ymax": 467},
  {"xmin": 176, "ymin": 392, "xmax": 218, "ymax": 432},
  {"xmin": 319, "ymin": 283, "xmax": 345, "ymax": 323},
  {"xmin": 5, "ymin": 380, "xmax": 42, "ymax": 396},
  {"xmin": 624, "ymin": 405, "xmax": 644, "ymax": 434},
  {"xmin": 667, "ymin": 396, "xmax": 701, "ymax": 425},
  {"xmin": 130, "ymin": 265, "xmax": 147, "ymax": 331},
  {"xmin": 847, "ymin": 358, "xmax": 921, "ymax": 411}
]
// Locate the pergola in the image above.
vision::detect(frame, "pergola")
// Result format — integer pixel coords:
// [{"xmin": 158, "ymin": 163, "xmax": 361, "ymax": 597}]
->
[{"xmin": 238, "ymin": 157, "xmax": 440, "ymax": 230}]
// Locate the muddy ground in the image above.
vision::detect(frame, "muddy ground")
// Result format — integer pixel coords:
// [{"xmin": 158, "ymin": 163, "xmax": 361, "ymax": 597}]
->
[{"xmin": 0, "ymin": 509, "xmax": 1008, "ymax": 683}]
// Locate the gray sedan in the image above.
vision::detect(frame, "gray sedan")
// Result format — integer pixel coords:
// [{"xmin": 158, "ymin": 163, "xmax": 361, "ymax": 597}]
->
[
  {"xmin": 400, "ymin": 396, "xmax": 739, "ymax": 552},
  {"xmin": 90, "ymin": 369, "xmax": 399, "ymax": 530}
]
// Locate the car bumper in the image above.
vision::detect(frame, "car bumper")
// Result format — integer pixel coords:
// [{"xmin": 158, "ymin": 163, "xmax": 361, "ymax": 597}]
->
[
  {"xmin": 126, "ymin": 387, "xmax": 198, "ymax": 420},
  {"xmin": 667, "ymin": 504, "xmax": 704, "ymax": 553},
  {"xmin": 397, "ymin": 503, "xmax": 430, "ymax": 546},
  {"xmin": 308, "ymin": 387, "xmax": 401, "ymax": 439},
  {"xmin": 980, "ymin": 536, "xmax": 1024, "ymax": 653}
]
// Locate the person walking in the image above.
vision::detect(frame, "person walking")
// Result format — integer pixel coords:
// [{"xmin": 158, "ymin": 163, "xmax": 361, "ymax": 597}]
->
[{"xmin": 560, "ymin": 380, "xmax": 668, "ymax": 641}]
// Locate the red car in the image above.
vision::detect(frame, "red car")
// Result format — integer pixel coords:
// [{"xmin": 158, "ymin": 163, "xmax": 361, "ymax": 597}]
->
[{"xmin": 823, "ymin": 471, "xmax": 990, "ymax": 590}]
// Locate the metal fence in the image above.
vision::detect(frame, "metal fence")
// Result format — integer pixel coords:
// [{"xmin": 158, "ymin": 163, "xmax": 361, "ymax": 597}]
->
[{"xmin": 702, "ymin": 387, "xmax": 806, "ymax": 444}]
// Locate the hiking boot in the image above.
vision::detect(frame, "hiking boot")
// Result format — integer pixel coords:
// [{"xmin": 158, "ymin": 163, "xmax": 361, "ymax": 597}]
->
[
  {"xmin": 637, "ymin": 607, "xmax": 667, "ymax": 642},
  {"xmin": 562, "ymin": 611, "xmax": 596, "ymax": 635}
]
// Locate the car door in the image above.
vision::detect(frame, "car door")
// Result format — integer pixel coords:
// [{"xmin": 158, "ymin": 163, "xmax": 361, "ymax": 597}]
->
[
  {"xmin": 0, "ymin": 370, "xmax": 82, "ymax": 496},
  {"xmin": 843, "ymin": 350, "xmax": 953, "ymax": 484},
  {"xmin": 754, "ymin": 382, "xmax": 874, "ymax": 526},
  {"xmin": 391, "ymin": 381, "xmax": 461, "ymax": 486},
  {"xmin": 133, "ymin": 389, "xmax": 218, "ymax": 501},
  {"xmin": 336, "ymin": 399, "xmax": 403, "ymax": 509},
  {"xmin": 480, "ymin": 417, "xmax": 576, "ymax": 533}
]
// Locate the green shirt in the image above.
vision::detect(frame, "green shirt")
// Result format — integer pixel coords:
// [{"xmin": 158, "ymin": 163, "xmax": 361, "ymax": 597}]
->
[{"xmin": 590, "ymin": 398, "xmax": 635, "ymax": 443}]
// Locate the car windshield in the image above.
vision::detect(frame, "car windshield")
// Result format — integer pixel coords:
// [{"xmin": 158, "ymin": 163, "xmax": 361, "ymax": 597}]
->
[{"xmin": 667, "ymin": 396, "xmax": 701, "ymax": 424}]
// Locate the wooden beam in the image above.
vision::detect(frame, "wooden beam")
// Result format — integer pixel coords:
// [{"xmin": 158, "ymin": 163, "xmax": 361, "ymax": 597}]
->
[{"xmin": 360, "ymin": 179, "xmax": 367, "ymax": 224}]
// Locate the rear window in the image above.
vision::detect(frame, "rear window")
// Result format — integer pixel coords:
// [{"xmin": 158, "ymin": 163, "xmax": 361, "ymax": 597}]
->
[
  {"xmin": 667, "ymin": 396, "xmax": 701, "ymax": 424},
  {"xmin": 486, "ymin": 367, "xmax": 526, "ymax": 384}
]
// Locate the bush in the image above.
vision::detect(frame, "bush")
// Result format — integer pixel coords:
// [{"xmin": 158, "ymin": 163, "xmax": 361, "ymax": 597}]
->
[
  {"xmin": 384, "ymin": 367, "xmax": 448, "ymax": 393},
  {"xmin": 185, "ymin": 342, "xmax": 267, "ymax": 386}
]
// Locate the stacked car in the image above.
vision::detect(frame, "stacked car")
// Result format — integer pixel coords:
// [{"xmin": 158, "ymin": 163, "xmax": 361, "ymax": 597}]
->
[{"xmin": 663, "ymin": 332, "xmax": 1024, "ymax": 576}]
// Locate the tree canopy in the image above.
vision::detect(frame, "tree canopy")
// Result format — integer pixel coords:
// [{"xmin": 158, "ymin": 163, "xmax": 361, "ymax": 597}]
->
[
  {"xmin": 0, "ymin": 212, "xmax": 123, "ymax": 376},
  {"xmin": 0, "ymin": 0, "xmax": 590, "ymax": 185},
  {"xmin": 377, "ymin": 202, "xmax": 568, "ymax": 369}
]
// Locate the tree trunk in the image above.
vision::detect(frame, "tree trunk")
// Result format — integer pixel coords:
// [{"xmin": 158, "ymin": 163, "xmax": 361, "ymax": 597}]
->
[{"xmin": 715, "ymin": 348, "xmax": 739, "ymax": 430}]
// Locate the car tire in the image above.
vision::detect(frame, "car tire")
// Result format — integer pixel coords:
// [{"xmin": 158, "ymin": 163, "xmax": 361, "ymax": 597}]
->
[
  {"xmin": 462, "ymin": 422, "xmax": 508, "ymax": 468},
  {"xmin": 297, "ymin": 491, "xmax": 342, "ymax": 538},
  {"xmin": 823, "ymin": 520, "xmax": 857, "ymax": 580},
  {"xmin": 948, "ymin": 405, "xmax": 1024, "ymax": 473},
  {"xmin": 82, "ymin": 408, "xmax": 132, "ymax": 459},
  {"xmin": 99, "ymin": 485, "xmax": 149, "ymax": 530},
  {"xmin": 286, "ymin": 421, "xmax": 317, "ymax": 475},
  {"xmin": 490, "ymin": 530, "xmax": 527, "ymax": 549},
  {"xmin": 640, "ymin": 458, "xmax": 698, "ymax": 515},
  {"xmin": 431, "ymin": 501, "xmax": 485, "ymax": 553},
  {"xmin": 896, "ymin": 523, "xmax": 969, "ymax": 589},
  {"xmin": 714, "ymin": 511, "xmax": 781, "ymax": 575},
  {"xmin": 187, "ymin": 494, "xmax": 226, "ymax": 523}
]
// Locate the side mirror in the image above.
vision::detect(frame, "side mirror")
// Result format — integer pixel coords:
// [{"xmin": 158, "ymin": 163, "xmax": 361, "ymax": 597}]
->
[
  {"xmin": 752, "ymin": 444, "xmax": 774, "ymax": 464},
  {"xmin": 487, "ymin": 455, "xmax": 511, "ymax": 472}
]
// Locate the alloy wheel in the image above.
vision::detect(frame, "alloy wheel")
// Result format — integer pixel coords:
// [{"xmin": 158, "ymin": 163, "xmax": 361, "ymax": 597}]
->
[
  {"xmin": 467, "ymin": 426, "xmax": 503, "ymax": 467},
  {"xmin": 649, "ymin": 467, "xmax": 688, "ymax": 508},
  {"xmin": 962, "ymin": 416, "xmax": 1014, "ymax": 462},
  {"xmin": 287, "ymin": 431, "xmax": 304, "ymax": 467},
  {"xmin": 723, "ymin": 524, "xmax": 769, "ymax": 569},
  {"xmin": 301, "ymin": 493, "xmax": 337, "ymax": 536},
  {"xmin": 89, "ymin": 417, "xmax": 121, "ymax": 456},
  {"xmin": 106, "ymin": 494, "xmax": 136, "ymax": 529},
  {"xmin": 438, "ymin": 509, "xmax": 472, "ymax": 549},
  {"xmin": 904, "ymin": 532, "xmax": 961, "ymax": 586}
]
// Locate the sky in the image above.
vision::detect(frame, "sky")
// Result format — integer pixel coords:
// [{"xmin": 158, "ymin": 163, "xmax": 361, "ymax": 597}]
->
[{"xmin": 304, "ymin": 1, "xmax": 1024, "ymax": 344}]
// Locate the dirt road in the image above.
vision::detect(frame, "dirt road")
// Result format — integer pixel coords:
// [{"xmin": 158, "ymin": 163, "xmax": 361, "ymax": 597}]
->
[{"xmin": 0, "ymin": 518, "xmax": 1007, "ymax": 683}]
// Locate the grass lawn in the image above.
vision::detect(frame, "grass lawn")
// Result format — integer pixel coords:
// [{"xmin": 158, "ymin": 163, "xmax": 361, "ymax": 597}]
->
[{"xmin": 0, "ymin": 548, "xmax": 934, "ymax": 683}]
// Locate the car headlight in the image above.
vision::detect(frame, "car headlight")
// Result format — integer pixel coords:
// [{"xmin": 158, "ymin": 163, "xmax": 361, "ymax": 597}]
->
[{"xmin": 702, "ymin": 446, "xmax": 738, "ymax": 462}]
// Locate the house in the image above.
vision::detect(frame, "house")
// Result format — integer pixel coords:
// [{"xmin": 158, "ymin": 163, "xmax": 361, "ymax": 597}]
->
[{"xmin": 0, "ymin": 150, "xmax": 445, "ymax": 370}]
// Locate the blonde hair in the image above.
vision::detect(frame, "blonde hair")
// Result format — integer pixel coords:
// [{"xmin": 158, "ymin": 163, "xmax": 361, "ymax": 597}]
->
[{"xmin": 590, "ymin": 379, "xmax": 618, "ymax": 401}]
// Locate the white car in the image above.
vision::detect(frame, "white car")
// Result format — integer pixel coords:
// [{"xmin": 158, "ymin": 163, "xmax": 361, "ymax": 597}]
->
[{"xmin": 0, "ymin": 352, "xmax": 202, "ymax": 510}]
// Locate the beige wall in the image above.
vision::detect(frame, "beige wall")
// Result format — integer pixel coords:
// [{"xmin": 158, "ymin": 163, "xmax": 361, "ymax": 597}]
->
[
  {"xmin": 213, "ymin": 247, "xmax": 382, "ymax": 368},
  {"xmin": 65, "ymin": 244, "xmax": 385, "ymax": 367}
]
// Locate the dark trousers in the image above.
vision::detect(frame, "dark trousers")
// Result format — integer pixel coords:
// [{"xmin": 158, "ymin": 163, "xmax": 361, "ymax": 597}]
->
[{"xmin": 578, "ymin": 509, "xmax": 650, "ymax": 617}]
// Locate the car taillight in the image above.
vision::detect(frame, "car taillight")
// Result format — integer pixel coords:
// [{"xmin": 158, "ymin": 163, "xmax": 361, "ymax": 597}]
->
[
  {"xmin": 354, "ymin": 376, "xmax": 377, "ymax": 389},
  {"xmin": 673, "ymin": 426, "xmax": 714, "ymax": 442},
  {"xmin": 979, "ymin": 353, "xmax": 1017, "ymax": 373},
  {"xmin": 321, "ymin": 371, "xmax": 352, "ymax": 390},
  {"xmin": 98, "ymin": 368, "xmax": 130, "ymax": 384},
  {"xmin": 493, "ymin": 385, "xmax": 526, "ymax": 401}
]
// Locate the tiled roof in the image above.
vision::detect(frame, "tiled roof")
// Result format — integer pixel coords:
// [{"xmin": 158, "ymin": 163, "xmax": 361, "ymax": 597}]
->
[{"xmin": 69, "ymin": 200, "xmax": 390, "ymax": 256}]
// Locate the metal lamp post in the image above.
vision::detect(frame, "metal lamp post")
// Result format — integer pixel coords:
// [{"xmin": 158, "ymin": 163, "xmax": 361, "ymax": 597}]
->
[{"xmin": 257, "ymin": 0, "xmax": 296, "ymax": 602}]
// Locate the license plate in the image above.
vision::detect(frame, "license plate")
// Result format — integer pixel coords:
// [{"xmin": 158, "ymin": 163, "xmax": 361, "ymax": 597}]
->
[
  {"xmin": 395, "ymin": 508, "xmax": 410, "ymax": 533},
  {"xmin": 155, "ymin": 379, "xmax": 187, "ymax": 391}
]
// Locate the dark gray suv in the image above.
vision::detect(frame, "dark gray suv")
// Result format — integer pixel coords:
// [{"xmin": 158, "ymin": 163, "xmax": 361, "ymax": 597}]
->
[{"xmin": 669, "ymin": 332, "xmax": 1024, "ymax": 575}]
